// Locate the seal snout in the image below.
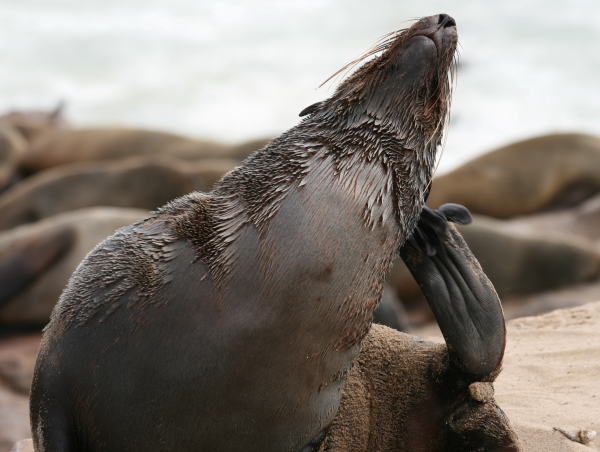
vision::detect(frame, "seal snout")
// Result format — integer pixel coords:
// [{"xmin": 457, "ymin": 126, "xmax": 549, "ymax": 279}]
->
[
  {"xmin": 437, "ymin": 13, "xmax": 456, "ymax": 28},
  {"xmin": 413, "ymin": 14, "xmax": 457, "ymax": 53}
]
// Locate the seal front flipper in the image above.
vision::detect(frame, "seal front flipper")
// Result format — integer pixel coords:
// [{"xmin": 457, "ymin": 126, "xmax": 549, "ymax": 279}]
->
[{"xmin": 400, "ymin": 204, "xmax": 505, "ymax": 379}]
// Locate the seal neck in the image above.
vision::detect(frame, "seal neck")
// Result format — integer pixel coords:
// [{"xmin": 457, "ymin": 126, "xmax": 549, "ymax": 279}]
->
[{"xmin": 205, "ymin": 121, "xmax": 438, "ymax": 285}]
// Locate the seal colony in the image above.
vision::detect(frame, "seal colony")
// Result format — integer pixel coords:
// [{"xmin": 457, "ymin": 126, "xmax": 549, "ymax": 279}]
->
[{"xmin": 31, "ymin": 14, "xmax": 459, "ymax": 452}]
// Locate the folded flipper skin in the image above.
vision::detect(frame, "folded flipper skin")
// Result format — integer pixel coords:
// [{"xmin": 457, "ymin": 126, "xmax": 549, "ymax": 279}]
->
[{"xmin": 401, "ymin": 204, "xmax": 505, "ymax": 380}]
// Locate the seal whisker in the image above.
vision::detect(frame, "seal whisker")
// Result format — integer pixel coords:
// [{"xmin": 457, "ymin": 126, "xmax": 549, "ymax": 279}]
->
[{"xmin": 319, "ymin": 28, "xmax": 408, "ymax": 89}]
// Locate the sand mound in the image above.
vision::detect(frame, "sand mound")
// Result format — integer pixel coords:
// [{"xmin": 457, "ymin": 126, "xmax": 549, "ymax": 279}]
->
[{"xmin": 495, "ymin": 302, "xmax": 600, "ymax": 451}]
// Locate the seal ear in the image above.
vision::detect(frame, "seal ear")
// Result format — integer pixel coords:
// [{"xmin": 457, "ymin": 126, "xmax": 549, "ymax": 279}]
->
[
  {"xmin": 400, "ymin": 206, "xmax": 505, "ymax": 380},
  {"xmin": 299, "ymin": 101, "xmax": 324, "ymax": 117}
]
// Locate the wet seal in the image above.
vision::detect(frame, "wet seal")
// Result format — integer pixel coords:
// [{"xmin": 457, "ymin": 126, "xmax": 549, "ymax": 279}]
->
[{"xmin": 31, "ymin": 14, "xmax": 459, "ymax": 452}]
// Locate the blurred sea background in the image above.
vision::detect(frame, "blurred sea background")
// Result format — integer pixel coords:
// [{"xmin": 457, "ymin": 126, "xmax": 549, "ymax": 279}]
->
[{"xmin": 2, "ymin": 0, "xmax": 600, "ymax": 173}]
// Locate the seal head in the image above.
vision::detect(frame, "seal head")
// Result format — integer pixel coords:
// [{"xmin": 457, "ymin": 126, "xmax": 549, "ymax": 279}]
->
[{"xmin": 312, "ymin": 13, "xmax": 457, "ymax": 138}]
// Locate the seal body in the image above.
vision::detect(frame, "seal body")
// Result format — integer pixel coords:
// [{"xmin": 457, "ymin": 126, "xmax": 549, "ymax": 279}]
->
[
  {"xmin": 21, "ymin": 127, "xmax": 269, "ymax": 173},
  {"xmin": 31, "ymin": 14, "xmax": 458, "ymax": 452},
  {"xmin": 427, "ymin": 133, "xmax": 600, "ymax": 218},
  {"xmin": 0, "ymin": 207, "xmax": 148, "ymax": 325},
  {"xmin": 33, "ymin": 176, "xmax": 398, "ymax": 452}
]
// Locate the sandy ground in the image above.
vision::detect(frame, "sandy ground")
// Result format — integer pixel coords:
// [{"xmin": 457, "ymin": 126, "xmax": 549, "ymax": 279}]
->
[{"xmin": 495, "ymin": 302, "xmax": 600, "ymax": 451}]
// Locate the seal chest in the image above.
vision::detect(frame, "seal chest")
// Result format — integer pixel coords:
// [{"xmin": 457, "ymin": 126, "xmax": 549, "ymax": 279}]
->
[{"xmin": 31, "ymin": 14, "xmax": 458, "ymax": 452}]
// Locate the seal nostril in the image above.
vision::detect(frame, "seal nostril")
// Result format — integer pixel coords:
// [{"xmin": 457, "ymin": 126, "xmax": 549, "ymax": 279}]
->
[
  {"xmin": 444, "ymin": 17, "xmax": 456, "ymax": 28},
  {"xmin": 438, "ymin": 14, "xmax": 456, "ymax": 28}
]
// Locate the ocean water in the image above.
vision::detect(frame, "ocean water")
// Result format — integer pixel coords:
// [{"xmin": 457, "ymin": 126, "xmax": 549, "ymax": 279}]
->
[{"xmin": 1, "ymin": 0, "xmax": 599, "ymax": 173}]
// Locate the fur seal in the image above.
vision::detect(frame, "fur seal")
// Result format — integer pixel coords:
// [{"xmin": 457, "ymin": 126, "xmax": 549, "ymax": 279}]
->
[
  {"xmin": 0, "ymin": 156, "xmax": 240, "ymax": 231},
  {"xmin": 0, "ymin": 157, "xmax": 197, "ymax": 231},
  {"xmin": 316, "ymin": 322, "xmax": 521, "ymax": 452},
  {"xmin": 0, "ymin": 102, "xmax": 69, "ymax": 143},
  {"xmin": 504, "ymin": 191, "xmax": 600, "ymax": 241},
  {"xmin": 0, "ymin": 226, "xmax": 75, "ymax": 312},
  {"xmin": 427, "ymin": 133, "xmax": 600, "ymax": 219},
  {"xmin": 31, "ymin": 14, "xmax": 458, "ymax": 452},
  {"xmin": 21, "ymin": 127, "xmax": 270, "ymax": 173},
  {"xmin": 458, "ymin": 216, "xmax": 599, "ymax": 297},
  {"xmin": 0, "ymin": 125, "xmax": 27, "ymax": 191},
  {"xmin": 0, "ymin": 207, "xmax": 148, "ymax": 325}
]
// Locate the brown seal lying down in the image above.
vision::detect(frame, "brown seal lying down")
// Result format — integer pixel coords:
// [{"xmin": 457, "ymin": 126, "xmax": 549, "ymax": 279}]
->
[
  {"xmin": 0, "ymin": 208, "xmax": 149, "ymax": 325},
  {"xmin": 31, "ymin": 14, "xmax": 458, "ymax": 452},
  {"xmin": 316, "ymin": 325, "xmax": 521, "ymax": 452},
  {"xmin": 20, "ymin": 126, "xmax": 269, "ymax": 173},
  {"xmin": 0, "ymin": 102, "xmax": 70, "ymax": 143},
  {"xmin": 0, "ymin": 126, "xmax": 27, "ymax": 191},
  {"xmin": 0, "ymin": 156, "xmax": 240, "ymax": 231},
  {"xmin": 427, "ymin": 133, "xmax": 600, "ymax": 219}
]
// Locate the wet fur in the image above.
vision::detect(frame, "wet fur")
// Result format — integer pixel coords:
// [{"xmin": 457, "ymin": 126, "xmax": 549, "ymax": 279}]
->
[
  {"xmin": 32, "ymin": 15, "xmax": 458, "ymax": 452},
  {"xmin": 317, "ymin": 325, "xmax": 521, "ymax": 452}
]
